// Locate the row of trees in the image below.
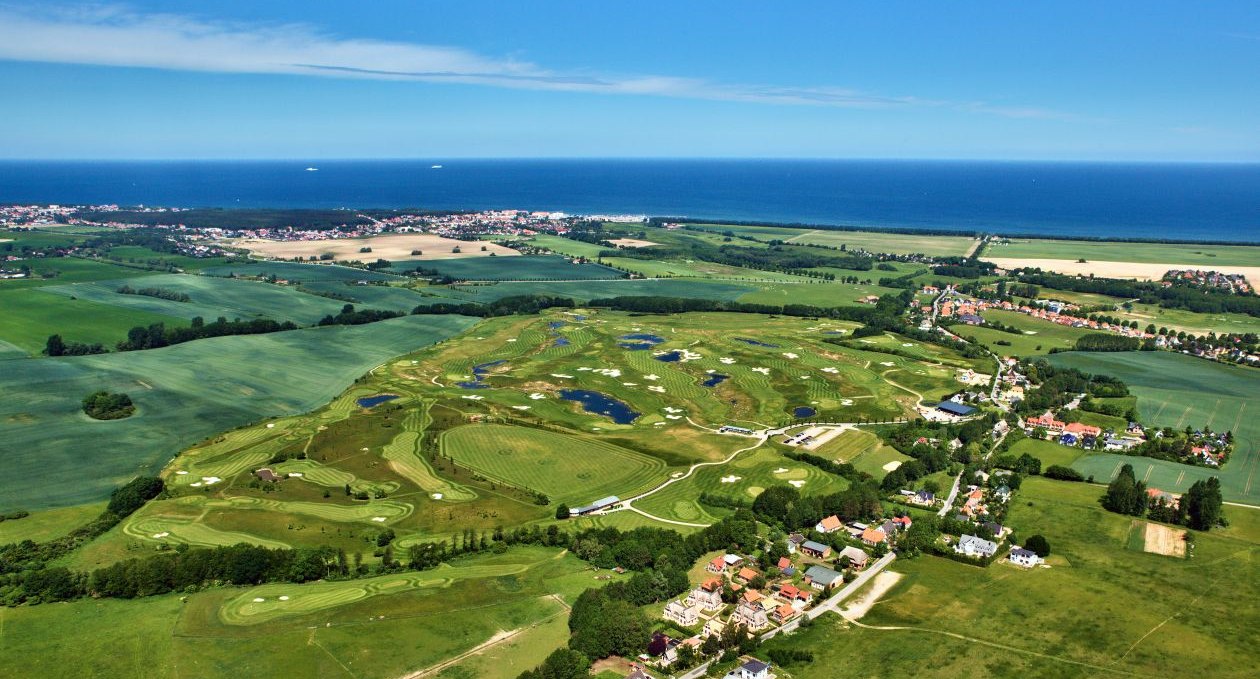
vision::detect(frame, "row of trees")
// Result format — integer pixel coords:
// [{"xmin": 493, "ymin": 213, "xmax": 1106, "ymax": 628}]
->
[{"xmin": 1101, "ymin": 464, "xmax": 1224, "ymax": 531}]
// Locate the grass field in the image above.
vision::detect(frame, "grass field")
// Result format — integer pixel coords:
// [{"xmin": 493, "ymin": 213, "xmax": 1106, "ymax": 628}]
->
[
  {"xmin": 438, "ymin": 278, "xmax": 755, "ymax": 303},
  {"xmin": 0, "ymin": 314, "xmax": 478, "ymax": 511},
  {"xmin": 1113, "ymin": 302, "xmax": 1260, "ymax": 337},
  {"xmin": 0, "ymin": 546, "xmax": 617, "ymax": 679},
  {"xmin": 0, "ymin": 288, "xmax": 187, "ymax": 354},
  {"xmin": 43, "ymin": 273, "xmax": 351, "ymax": 325},
  {"xmin": 0, "ymin": 502, "xmax": 106, "ymax": 543},
  {"xmin": 1047, "ymin": 351, "xmax": 1260, "ymax": 504},
  {"xmin": 956, "ymin": 309, "xmax": 1094, "ymax": 357},
  {"xmin": 397, "ymin": 255, "xmax": 624, "ymax": 281},
  {"xmin": 526, "ymin": 234, "xmax": 610, "ymax": 259},
  {"xmin": 201, "ymin": 259, "xmax": 404, "ymax": 282},
  {"xmin": 1005, "ymin": 437, "xmax": 1084, "ymax": 469},
  {"xmin": 761, "ymin": 477, "xmax": 1260, "ymax": 678},
  {"xmin": 987, "ymin": 238, "xmax": 1260, "ymax": 267},
  {"xmin": 441, "ymin": 424, "xmax": 666, "ymax": 505},
  {"xmin": 0, "ymin": 256, "xmax": 161, "ymax": 290},
  {"xmin": 686, "ymin": 223, "xmax": 979, "ymax": 257}
]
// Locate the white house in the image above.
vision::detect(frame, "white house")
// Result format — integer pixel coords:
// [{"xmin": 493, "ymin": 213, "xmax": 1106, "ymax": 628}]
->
[
  {"xmin": 954, "ymin": 534, "xmax": 999, "ymax": 558},
  {"xmin": 686, "ymin": 580, "xmax": 724, "ymax": 611},
  {"xmin": 736, "ymin": 659, "xmax": 772, "ymax": 679},
  {"xmin": 663, "ymin": 600, "xmax": 700, "ymax": 627},
  {"xmin": 731, "ymin": 600, "xmax": 770, "ymax": 631},
  {"xmin": 1009, "ymin": 547, "xmax": 1044, "ymax": 568}
]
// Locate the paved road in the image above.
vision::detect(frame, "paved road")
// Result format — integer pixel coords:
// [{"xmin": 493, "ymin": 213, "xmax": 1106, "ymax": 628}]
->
[
  {"xmin": 937, "ymin": 472, "xmax": 963, "ymax": 517},
  {"xmin": 763, "ymin": 551, "xmax": 897, "ymax": 639}
]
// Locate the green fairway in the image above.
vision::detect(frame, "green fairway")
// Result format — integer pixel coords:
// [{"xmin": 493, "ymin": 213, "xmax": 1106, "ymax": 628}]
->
[
  {"xmin": 43, "ymin": 273, "xmax": 351, "ymax": 325},
  {"xmin": 1048, "ymin": 351, "xmax": 1260, "ymax": 504},
  {"xmin": 440, "ymin": 423, "xmax": 667, "ymax": 505},
  {"xmin": 988, "ymin": 238, "xmax": 1260, "ymax": 266},
  {"xmin": 0, "ymin": 314, "xmax": 478, "ymax": 511},
  {"xmin": 0, "ymin": 288, "xmax": 187, "ymax": 354}
]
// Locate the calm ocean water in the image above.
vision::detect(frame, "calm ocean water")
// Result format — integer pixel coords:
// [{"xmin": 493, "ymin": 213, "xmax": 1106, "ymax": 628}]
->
[{"xmin": 0, "ymin": 160, "xmax": 1256, "ymax": 242}]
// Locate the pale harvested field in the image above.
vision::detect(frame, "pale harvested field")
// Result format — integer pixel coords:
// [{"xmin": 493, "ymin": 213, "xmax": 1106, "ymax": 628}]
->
[
  {"xmin": 984, "ymin": 257, "xmax": 1260, "ymax": 283},
  {"xmin": 1143, "ymin": 522, "xmax": 1186, "ymax": 557},
  {"xmin": 230, "ymin": 233, "xmax": 520, "ymax": 261},
  {"xmin": 607, "ymin": 238, "xmax": 659, "ymax": 248}
]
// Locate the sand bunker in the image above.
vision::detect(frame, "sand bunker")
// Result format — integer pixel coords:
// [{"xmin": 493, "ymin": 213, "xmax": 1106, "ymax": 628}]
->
[
  {"xmin": 880, "ymin": 361, "xmax": 895, "ymax": 367},
  {"xmin": 720, "ymin": 475, "xmax": 742, "ymax": 483},
  {"xmin": 432, "ymin": 493, "xmax": 443, "ymax": 500},
  {"xmin": 372, "ymin": 517, "xmax": 387, "ymax": 522},
  {"xmin": 720, "ymin": 357, "xmax": 736, "ymax": 364},
  {"xmin": 230, "ymin": 233, "xmax": 520, "ymax": 262},
  {"xmin": 648, "ymin": 386, "xmax": 666, "ymax": 393},
  {"xmin": 783, "ymin": 352, "xmax": 799, "ymax": 359},
  {"xmin": 789, "ymin": 480, "xmax": 806, "ymax": 488},
  {"xmin": 882, "ymin": 461, "xmax": 902, "ymax": 472},
  {"xmin": 551, "ymin": 373, "xmax": 573, "ymax": 379},
  {"xmin": 751, "ymin": 367, "xmax": 770, "ymax": 375},
  {"xmin": 529, "ymin": 393, "xmax": 546, "ymax": 400},
  {"xmin": 644, "ymin": 374, "xmax": 660, "ymax": 381},
  {"xmin": 773, "ymin": 468, "xmax": 789, "ymax": 473},
  {"xmin": 821, "ymin": 367, "xmax": 839, "ymax": 374}
]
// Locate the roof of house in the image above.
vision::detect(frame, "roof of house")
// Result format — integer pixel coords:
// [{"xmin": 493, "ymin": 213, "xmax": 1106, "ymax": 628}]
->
[
  {"xmin": 804, "ymin": 565, "xmax": 843, "ymax": 586},
  {"xmin": 742, "ymin": 660, "xmax": 771, "ymax": 673},
  {"xmin": 708, "ymin": 556, "xmax": 726, "ymax": 569},
  {"xmin": 958, "ymin": 534, "xmax": 999, "ymax": 554},
  {"xmin": 801, "ymin": 539, "xmax": 830, "ymax": 553},
  {"xmin": 738, "ymin": 567, "xmax": 759, "ymax": 581},
  {"xmin": 777, "ymin": 556, "xmax": 791, "ymax": 569},
  {"xmin": 861, "ymin": 527, "xmax": 887, "ymax": 543},
  {"xmin": 1010, "ymin": 547, "xmax": 1038, "ymax": 559},
  {"xmin": 787, "ymin": 532, "xmax": 806, "ymax": 544},
  {"xmin": 839, "ymin": 546, "xmax": 870, "ymax": 563},
  {"xmin": 781, "ymin": 565, "xmax": 796, "ymax": 576},
  {"xmin": 700, "ymin": 577, "xmax": 723, "ymax": 592},
  {"xmin": 723, "ymin": 554, "xmax": 744, "ymax": 565},
  {"xmin": 817, "ymin": 515, "xmax": 842, "ymax": 531},
  {"xmin": 893, "ymin": 515, "xmax": 913, "ymax": 527},
  {"xmin": 937, "ymin": 401, "xmax": 976, "ymax": 416},
  {"xmin": 742, "ymin": 589, "xmax": 764, "ymax": 603},
  {"xmin": 775, "ymin": 603, "xmax": 796, "ymax": 619}
]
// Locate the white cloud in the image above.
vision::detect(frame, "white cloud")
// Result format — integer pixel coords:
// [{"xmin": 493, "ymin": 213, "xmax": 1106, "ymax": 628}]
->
[{"xmin": 0, "ymin": 5, "xmax": 1069, "ymax": 118}]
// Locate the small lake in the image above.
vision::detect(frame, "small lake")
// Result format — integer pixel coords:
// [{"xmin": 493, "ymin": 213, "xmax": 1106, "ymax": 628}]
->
[
  {"xmin": 549, "ymin": 321, "xmax": 567, "ymax": 329},
  {"xmin": 559, "ymin": 389, "xmax": 640, "ymax": 424},
  {"xmin": 459, "ymin": 359, "xmax": 506, "ymax": 388},
  {"xmin": 703, "ymin": 373, "xmax": 730, "ymax": 387},
  {"xmin": 792, "ymin": 406, "xmax": 816, "ymax": 418},
  {"xmin": 654, "ymin": 350, "xmax": 683, "ymax": 362},
  {"xmin": 554, "ymin": 337, "xmax": 571, "ymax": 347},
  {"xmin": 736, "ymin": 337, "xmax": 780, "ymax": 348},
  {"xmin": 357, "ymin": 394, "xmax": 399, "ymax": 408},
  {"xmin": 618, "ymin": 333, "xmax": 666, "ymax": 350}
]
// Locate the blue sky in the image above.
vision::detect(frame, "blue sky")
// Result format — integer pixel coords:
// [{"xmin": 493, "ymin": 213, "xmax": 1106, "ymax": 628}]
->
[{"xmin": 0, "ymin": 1, "xmax": 1256, "ymax": 160}]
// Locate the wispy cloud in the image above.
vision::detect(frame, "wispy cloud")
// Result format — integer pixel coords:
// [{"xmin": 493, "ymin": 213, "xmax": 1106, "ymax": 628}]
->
[{"xmin": 0, "ymin": 5, "xmax": 1071, "ymax": 118}]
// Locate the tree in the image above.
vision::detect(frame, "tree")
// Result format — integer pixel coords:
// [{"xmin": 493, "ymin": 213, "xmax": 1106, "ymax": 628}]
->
[
  {"xmin": 554, "ymin": 503, "xmax": 570, "ymax": 520},
  {"xmin": 45, "ymin": 334, "xmax": 65, "ymax": 356},
  {"xmin": 516, "ymin": 648, "xmax": 590, "ymax": 679},
  {"xmin": 1183, "ymin": 477, "xmax": 1223, "ymax": 531},
  {"xmin": 1024, "ymin": 534, "xmax": 1051, "ymax": 557},
  {"xmin": 1101, "ymin": 464, "xmax": 1146, "ymax": 517}
]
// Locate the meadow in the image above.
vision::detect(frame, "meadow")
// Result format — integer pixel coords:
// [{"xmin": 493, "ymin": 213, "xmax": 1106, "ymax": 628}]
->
[
  {"xmin": 395, "ymin": 254, "xmax": 623, "ymax": 280},
  {"xmin": 685, "ymin": 223, "xmax": 979, "ymax": 257},
  {"xmin": 1047, "ymin": 351, "xmax": 1260, "ymax": 504},
  {"xmin": 0, "ymin": 288, "xmax": 187, "ymax": 354},
  {"xmin": 760, "ymin": 477, "xmax": 1260, "ymax": 678},
  {"xmin": 986, "ymin": 238, "xmax": 1260, "ymax": 267},
  {"xmin": 0, "ymin": 314, "xmax": 477, "ymax": 511},
  {"xmin": 956, "ymin": 309, "xmax": 1094, "ymax": 357}
]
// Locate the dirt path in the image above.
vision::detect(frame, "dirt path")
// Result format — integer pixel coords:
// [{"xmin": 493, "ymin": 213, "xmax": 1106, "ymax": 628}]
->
[{"xmin": 839, "ymin": 571, "xmax": 903, "ymax": 620}]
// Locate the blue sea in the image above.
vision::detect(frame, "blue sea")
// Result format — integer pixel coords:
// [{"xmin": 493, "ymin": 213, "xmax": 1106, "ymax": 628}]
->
[{"xmin": 0, "ymin": 159, "xmax": 1257, "ymax": 242}]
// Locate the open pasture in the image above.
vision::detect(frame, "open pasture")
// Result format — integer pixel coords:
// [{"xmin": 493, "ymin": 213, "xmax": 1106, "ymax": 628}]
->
[
  {"xmin": 686, "ymin": 223, "xmax": 978, "ymax": 257},
  {"xmin": 987, "ymin": 238, "xmax": 1260, "ymax": 267},
  {"xmin": 229, "ymin": 232, "xmax": 520, "ymax": 261},
  {"xmin": 0, "ymin": 314, "xmax": 477, "ymax": 511},
  {"xmin": 957, "ymin": 309, "xmax": 1094, "ymax": 356},
  {"xmin": 1048, "ymin": 351, "xmax": 1260, "ymax": 504},
  {"xmin": 439, "ymin": 277, "xmax": 754, "ymax": 303},
  {"xmin": 201, "ymin": 259, "xmax": 403, "ymax": 282},
  {"xmin": 43, "ymin": 273, "xmax": 350, "ymax": 325},
  {"xmin": 0, "ymin": 288, "xmax": 187, "ymax": 354},
  {"xmin": 441, "ymin": 424, "xmax": 667, "ymax": 505},
  {"xmin": 398, "ymin": 254, "xmax": 622, "ymax": 281}
]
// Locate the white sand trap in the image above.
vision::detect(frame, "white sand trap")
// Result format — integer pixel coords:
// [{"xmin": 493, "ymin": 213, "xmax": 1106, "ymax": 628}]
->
[
  {"xmin": 361, "ymin": 447, "xmax": 370, "ymax": 452},
  {"xmin": 622, "ymin": 382, "xmax": 637, "ymax": 386},
  {"xmin": 644, "ymin": 374, "xmax": 660, "ymax": 380},
  {"xmin": 679, "ymin": 349, "xmax": 702, "ymax": 361},
  {"xmin": 902, "ymin": 343, "xmax": 915, "ymax": 347},
  {"xmin": 577, "ymin": 367, "xmax": 592, "ymax": 371},
  {"xmin": 789, "ymin": 480, "xmax": 806, "ymax": 488},
  {"xmin": 371, "ymin": 517, "xmax": 387, "ymax": 522},
  {"xmin": 190, "ymin": 482, "xmax": 202, "ymax": 487},
  {"xmin": 202, "ymin": 476, "xmax": 222, "ymax": 485},
  {"xmin": 880, "ymin": 361, "xmax": 895, "ymax": 367},
  {"xmin": 253, "ymin": 597, "xmax": 265, "ymax": 603},
  {"xmin": 266, "ymin": 423, "xmax": 275, "ymax": 429},
  {"xmin": 1024, "ymin": 330, "xmax": 1038, "ymax": 335},
  {"xmin": 551, "ymin": 373, "xmax": 573, "ymax": 378},
  {"xmin": 663, "ymin": 407, "xmax": 683, "ymax": 413},
  {"xmin": 511, "ymin": 405, "xmax": 531, "ymax": 410},
  {"xmin": 176, "ymin": 470, "xmax": 189, "ymax": 475},
  {"xmin": 648, "ymin": 385, "xmax": 666, "ymax": 393},
  {"xmin": 461, "ymin": 395, "xmax": 484, "ymax": 401},
  {"xmin": 654, "ymin": 422, "xmax": 667, "ymax": 426},
  {"xmin": 882, "ymin": 461, "xmax": 903, "ymax": 472},
  {"xmin": 821, "ymin": 367, "xmax": 839, "ymax": 374},
  {"xmin": 506, "ymin": 338, "xmax": 517, "ymax": 342},
  {"xmin": 751, "ymin": 367, "xmax": 770, "ymax": 375},
  {"xmin": 288, "ymin": 472, "xmax": 304, "ymax": 477},
  {"xmin": 720, "ymin": 475, "xmax": 742, "ymax": 483},
  {"xmin": 152, "ymin": 532, "xmax": 169, "ymax": 539},
  {"xmin": 666, "ymin": 415, "xmax": 682, "ymax": 420},
  {"xmin": 278, "ymin": 595, "xmax": 289, "ymax": 601},
  {"xmin": 773, "ymin": 468, "xmax": 789, "ymax": 473},
  {"xmin": 860, "ymin": 339, "xmax": 874, "ymax": 344},
  {"xmin": 841, "ymin": 399, "xmax": 854, "ymax": 405},
  {"xmin": 705, "ymin": 369, "xmax": 715, "ymax": 374},
  {"xmin": 783, "ymin": 352, "xmax": 799, "ymax": 359},
  {"xmin": 594, "ymin": 368, "xmax": 622, "ymax": 377},
  {"xmin": 432, "ymin": 493, "xmax": 443, "ymax": 500},
  {"xmin": 720, "ymin": 357, "xmax": 736, "ymax": 364},
  {"xmin": 800, "ymin": 376, "xmax": 810, "ymax": 380},
  {"xmin": 529, "ymin": 393, "xmax": 546, "ymax": 400}
]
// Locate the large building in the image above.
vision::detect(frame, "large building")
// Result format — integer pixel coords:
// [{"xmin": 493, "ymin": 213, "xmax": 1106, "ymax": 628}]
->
[{"xmin": 569, "ymin": 496, "xmax": 620, "ymax": 516}]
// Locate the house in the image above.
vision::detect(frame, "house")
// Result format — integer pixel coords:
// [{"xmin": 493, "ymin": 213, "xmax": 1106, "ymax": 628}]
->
[
  {"xmin": 255, "ymin": 468, "xmax": 281, "ymax": 482},
  {"xmin": 1064, "ymin": 422, "xmax": 1102, "ymax": 438},
  {"xmin": 687, "ymin": 578, "xmax": 724, "ymax": 611},
  {"xmin": 958, "ymin": 313, "xmax": 984, "ymax": 325},
  {"xmin": 735, "ymin": 659, "xmax": 772, "ymax": 679},
  {"xmin": 786, "ymin": 533, "xmax": 806, "ymax": 553},
  {"xmin": 955, "ymin": 534, "xmax": 999, "ymax": 558},
  {"xmin": 723, "ymin": 554, "xmax": 745, "ymax": 568},
  {"xmin": 732, "ymin": 601, "xmax": 770, "ymax": 631},
  {"xmin": 861, "ymin": 527, "xmax": 887, "ymax": 546},
  {"xmin": 937, "ymin": 401, "xmax": 976, "ymax": 417},
  {"xmin": 910, "ymin": 489, "xmax": 936, "ymax": 506},
  {"xmin": 1009, "ymin": 547, "xmax": 1044, "ymax": 568},
  {"xmin": 776, "ymin": 556, "xmax": 791, "ymax": 571},
  {"xmin": 778, "ymin": 583, "xmax": 811, "ymax": 603},
  {"xmin": 804, "ymin": 565, "xmax": 844, "ymax": 590},
  {"xmin": 737, "ymin": 567, "xmax": 760, "ymax": 583},
  {"xmin": 626, "ymin": 665, "xmax": 652, "ymax": 679},
  {"xmin": 800, "ymin": 540, "xmax": 832, "ymax": 559},
  {"xmin": 838, "ymin": 546, "xmax": 870, "ymax": 569},
  {"xmin": 892, "ymin": 515, "xmax": 913, "ymax": 530},
  {"xmin": 815, "ymin": 515, "xmax": 843, "ymax": 534},
  {"xmin": 982, "ymin": 521, "xmax": 1004, "ymax": 538},
  {"xmin": 702, "ymin": 617, "xmax": 726, "ymax": 639},
  {"xmin": 663, "ymin": 599, "xmax": 701, "ymax": 627},
  {"xmin": 1104, "ymin": 436, "xmax": 1139, "ymax": 451},
  {"xmin": 742, "ymin": 589, "xmax": 765, "ymax": 606},
  {"xmin": 570, "ymin": 495, "xmax": 620, "ymax": 516},
  {"xmin": 1058, "ymin": 433, "xmax": 1079, "ymax": 446},
  {"xmin": 706, "ymin": 556, "xmax": 727, "ymax": 574},
  {"xmin": 1026, "ymin": 413, "xmax": 1066, "ymax": 433},
  {"xmin": 771, "ymin": 603, "xmax": 797, "ymax": 624},
  {"xmin": 1146, "ymin": 487, "xmax": 1179, "ymax": 507},
  {"xmin": 992, "ymin": 485, "xmax": 1012, "ymax": 502}
]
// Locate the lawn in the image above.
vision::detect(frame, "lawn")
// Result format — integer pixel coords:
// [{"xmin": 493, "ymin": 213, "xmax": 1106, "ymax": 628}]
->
[
  {"xmin": 987, "ymin": 238, "xmax": 1260, "ymax": 266},
  {"xmin": 1005, "ymin": 437, "xmax": 1084, "ymax": 469},
  {"xmin": 43, "ymin": 273, "xmax": 351, "ymax": 325},
  {"xmin": 440, "ymin": 423, "xmax": 667, "ymax": 505},
  {"xmin": 1048, "ymin": 351, "xmax": 1260, "ymax": 504},
  {"xmin": 955, "ymin": 309, "xmax": 1094, "ymax": 357},
  {"xmin": 761, "ymin": 476, "xmax": 1260, "ymax": 678},
  {"xmin": 0, "ymin": 288, "xmax": 188, "ymax": 354},
  {"xmin": 0, "ymin": 314, "xmax": 478, "ymax": 511}
]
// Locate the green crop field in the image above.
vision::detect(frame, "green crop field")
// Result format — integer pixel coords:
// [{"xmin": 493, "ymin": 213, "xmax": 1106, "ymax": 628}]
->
[
  {"xmin": 685, "ymin": 223, "xmax": 979, "ymax": 257},
  {"xmin": 201, "ymin": 259, "xmax": 404, "ymax": 282},
  {"xmin": 1047, "ymin": 351, "xmax": 1260, "ymax": 504},
  {"xmin": 0, "ymin": 314, "xmax": 478, "ymax": 511},
  {"xmin": 0, "ymin": 256, "xmax": 161, "ymax": 290},
  {"xmin": 761, "ymin": 477, "xmax": 1260, "ymax": 678},
  {"xmin": 1005, "ymin": 436, "xmax": 1084, "ymax": 469},
  {"xmin": 43, "ymin": 273, "xmax": 351, "ymax": 325},
  {"xmin": 396, "ymin": 255, "xmax": 623, "ymax": 281},
  {"xmin": 526, "ymin": 234, "xmax": 610, "ymax": 259},
  {"xmin": 440, "ymin": 278, "xmax": 755, "ymax": 303},
  {"xmin": 441, "ymin": 424, "xmax": 666, "ymax": 505},
  {"xmin": 0, "ymin": 288, "xmax": 188, "ymax": 354},
  {"xmin": 987, "ymin": 238, "xmax": 1260, "ymax": 266},
  {"xmin": 1114, "ymin": 302, "xmax": 1260, "ymax": 337}
]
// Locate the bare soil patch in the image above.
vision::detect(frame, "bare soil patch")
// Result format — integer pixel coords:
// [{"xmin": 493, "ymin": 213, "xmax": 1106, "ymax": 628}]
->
[
  {"xmin": 841, "ymin": 571, "xmax": 904, "ymax": 620},
  {"xmin": 983, "ymin": 257, "xmax": 1260, "ymax": 283},
  {"xmin": 607, "ymin": 238, "xmax": 659, "ymax": 248},
  {"xmin": 1143, "ymin": 522, "xmax": 1187, "ymax": 557},
  {"xmin": 230, "ymin": 233, "xmax": 520, "ymax": 262}
]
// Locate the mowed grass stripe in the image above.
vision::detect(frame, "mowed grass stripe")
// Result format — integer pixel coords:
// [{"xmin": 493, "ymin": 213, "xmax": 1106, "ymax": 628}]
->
[{"xmin": 440, "ymin": 424, "xmax": 666, "ymax": 505}]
